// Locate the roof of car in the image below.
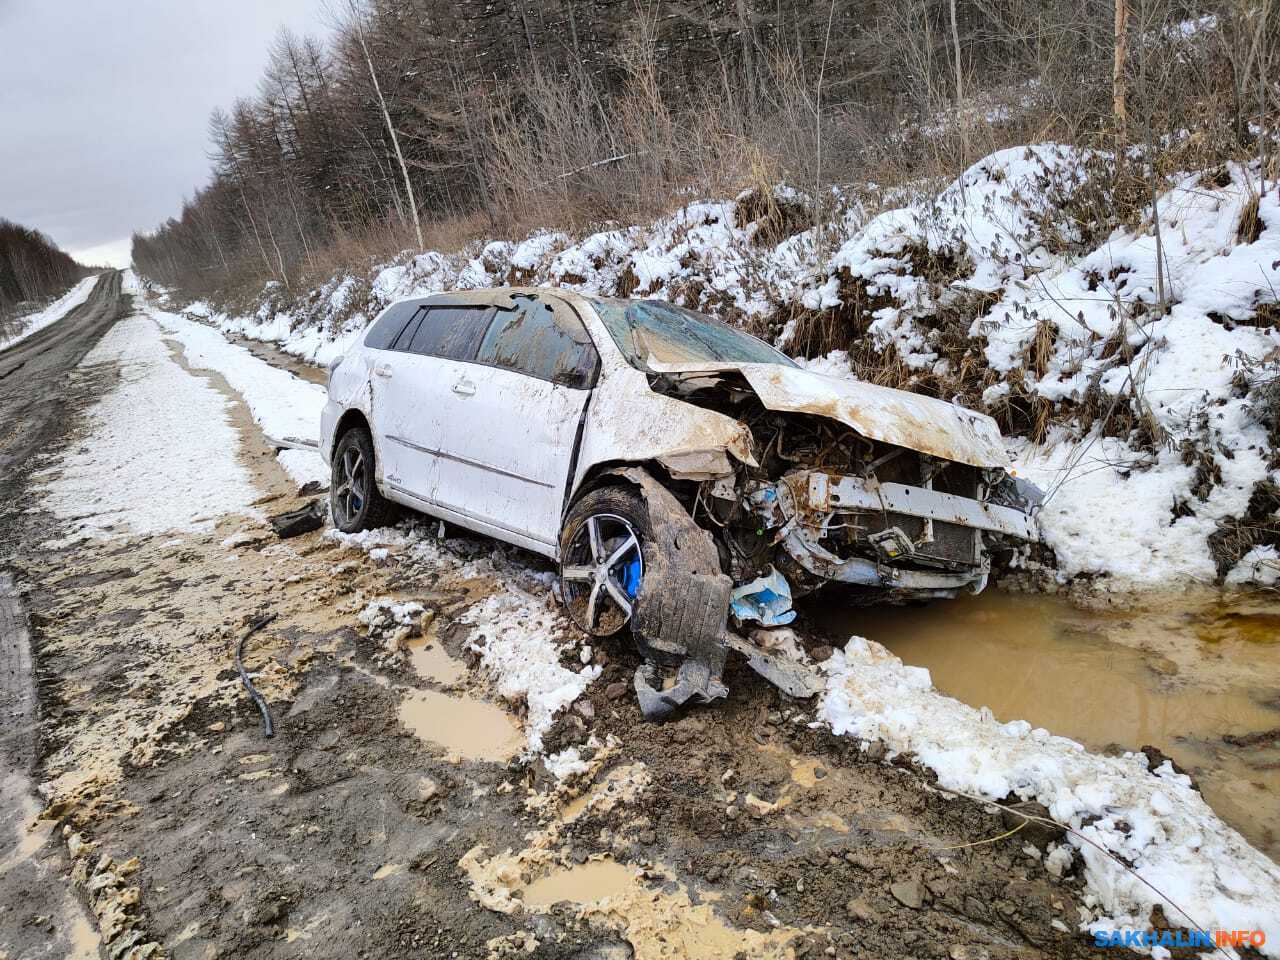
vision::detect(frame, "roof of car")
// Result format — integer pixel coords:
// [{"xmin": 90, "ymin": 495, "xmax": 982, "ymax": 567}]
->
[{"xmin": 393, "ymin": 286, "xmax": 597, "ymax": 311}]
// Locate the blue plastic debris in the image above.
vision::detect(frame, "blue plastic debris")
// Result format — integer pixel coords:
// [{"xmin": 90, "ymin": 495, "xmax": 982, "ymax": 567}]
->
[{"xmin": 729, "ymin": 565, "xmax": 796, "ymax": 626}]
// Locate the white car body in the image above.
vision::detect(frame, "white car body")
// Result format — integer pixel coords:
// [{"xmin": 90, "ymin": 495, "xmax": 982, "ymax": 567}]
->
[{"xmin": 321, "ymin": 287, "xmax": 1038, "ymax": 599}]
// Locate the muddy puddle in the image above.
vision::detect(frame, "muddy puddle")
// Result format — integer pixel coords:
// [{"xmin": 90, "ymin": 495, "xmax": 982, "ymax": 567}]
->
[
  {"xmin": 407, "ymin": 631, "xmax": 466, "ymax": 686},
  {"xmin": 398, "ymin": 689, "xmax": 523, "ymax": 762},
  {"xmin": 808, "ymin": 588, "xmax": 1280, "ymax": 859},
  {"xmin": 521, "ymin": 859, "xmax": 637, "ymax": 907}
]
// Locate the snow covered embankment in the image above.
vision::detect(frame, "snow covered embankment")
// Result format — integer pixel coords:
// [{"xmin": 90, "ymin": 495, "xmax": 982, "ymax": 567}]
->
[
  {"xmin": 190, "ymin": 145, "xmax": 1280, "ymax": 591},
  {"xmin": 822, "ymin": 637, "xmax": 1280, "ymax": 955},
  {"xmin": 1, "ymin": 274, "xmax": 98, "ymax": 350}
]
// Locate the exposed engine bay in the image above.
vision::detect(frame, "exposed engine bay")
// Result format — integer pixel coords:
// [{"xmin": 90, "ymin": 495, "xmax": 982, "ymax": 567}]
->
[{"xmin": 622, "ymin": 366, "xmax": 1043, "ymax": 718}]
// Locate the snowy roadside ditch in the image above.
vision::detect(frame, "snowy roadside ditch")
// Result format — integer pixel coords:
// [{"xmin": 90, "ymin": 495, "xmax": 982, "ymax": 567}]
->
[
  {"xmin": 134, "ymin": 147, "xmax": 1280, "ymax": 947},
  {"xmin": 127, "ymin": 275, "xmax": 328, "ymax": 486},
  {"xmin": 820, "ymin": 637, "xmax": 1280, "ymax": 956}
]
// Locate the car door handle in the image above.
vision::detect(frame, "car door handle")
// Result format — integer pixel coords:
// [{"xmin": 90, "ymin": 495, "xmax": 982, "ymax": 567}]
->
[
  {"xmin": 373, "ymin": 363, "xmax": 393, "ymax": 379},
  {"xmin": 452, "ymin": 378, "xmax": 475, "ymax": 397}
]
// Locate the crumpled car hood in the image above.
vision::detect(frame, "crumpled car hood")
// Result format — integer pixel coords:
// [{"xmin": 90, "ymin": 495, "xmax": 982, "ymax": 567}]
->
[{"xmin": 648, "ymin": 360, "xmax": 1011, "ymax": 470}]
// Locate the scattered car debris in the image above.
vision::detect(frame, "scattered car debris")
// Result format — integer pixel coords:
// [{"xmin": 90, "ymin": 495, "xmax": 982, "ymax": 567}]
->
[
  {"xmin": 268, "ymin": 499, "xmax": 326, "ymax": 539},
  {"xmin": 235, "ymin": 614, "xmax": 278, "ymax": 737},
  {"xmin": 723, "ymin": 632, "xmax": 824, "ymax": 700},
  {"xmin": 729, "ymin": 566, "xmax": 796, "ymax": 626},
  {"xmin": 267, "ymin": 434, "xmax": 320, "ymax": 452}
]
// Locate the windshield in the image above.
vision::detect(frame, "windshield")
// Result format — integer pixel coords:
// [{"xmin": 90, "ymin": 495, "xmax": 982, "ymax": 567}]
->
[{"xmin": 590, "ymin": 299, "xmax": 797, "ymax": 369}]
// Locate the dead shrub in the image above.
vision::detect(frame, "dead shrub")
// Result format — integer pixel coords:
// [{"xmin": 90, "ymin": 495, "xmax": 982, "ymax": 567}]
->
[
  {"xmin": 1236, "ymin": 193, "xmax": 1263, "ymax": 245},
  {"xmin": 1208, "ymin": 479, "xmax": 1280, "ymax": 580},
  {"xmin": 734, "ymin": 187, "xmax": 812, "ymax": 247},
  {"xmin": 780, "ymin": 268, "xmax": 896, "ymax": 359}
]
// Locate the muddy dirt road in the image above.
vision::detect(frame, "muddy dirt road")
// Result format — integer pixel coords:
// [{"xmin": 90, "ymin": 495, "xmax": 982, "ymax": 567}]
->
[
  {"xmin": 0, "ymin": 273, "xmax": 123, "ymax": 477},
  {"xmin": 0, "ymin": 272, "xmax": 126, "ymax": 960},
  {"xmin": 0, "ymin": 284, "xmax": 1165, "ymax": 959}
]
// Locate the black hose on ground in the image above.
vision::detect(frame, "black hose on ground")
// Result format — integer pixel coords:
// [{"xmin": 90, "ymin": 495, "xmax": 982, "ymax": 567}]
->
[{"xmin": 235, "ymin": 614, "xmax": 278, "ymax": 737}]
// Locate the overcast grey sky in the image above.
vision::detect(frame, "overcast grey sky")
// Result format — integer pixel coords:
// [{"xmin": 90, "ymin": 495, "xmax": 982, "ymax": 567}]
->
[{"xmin": 0, "ymin": 1, "xmax": 329, "ymax": 268}]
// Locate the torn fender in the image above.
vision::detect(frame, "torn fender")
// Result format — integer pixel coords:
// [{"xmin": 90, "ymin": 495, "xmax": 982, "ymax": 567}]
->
[{"xmin": 610, "ymin": 467, "xmax": 731, "ymax": 675}]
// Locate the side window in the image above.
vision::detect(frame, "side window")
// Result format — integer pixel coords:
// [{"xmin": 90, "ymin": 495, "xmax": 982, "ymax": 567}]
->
[
  {"xmin": 407, "ymin": 305, "xmax": 493, "ymax": 361},
  {"xmin": 390, "ymin": 307, "xmax": 426, "ymax": 351},
  {"xmin": 363, "ymin": 301, "xmax": 420, "ymax": 350},
  {"xmin": 475, "ymin": 298, "xmax": 598, "ymax": 388}
]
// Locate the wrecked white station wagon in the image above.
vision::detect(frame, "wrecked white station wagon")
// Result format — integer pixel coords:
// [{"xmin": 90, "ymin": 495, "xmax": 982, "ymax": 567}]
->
[{"xmin": 321, "ymin": 288, "xmax": 1040, "ymax": 715}]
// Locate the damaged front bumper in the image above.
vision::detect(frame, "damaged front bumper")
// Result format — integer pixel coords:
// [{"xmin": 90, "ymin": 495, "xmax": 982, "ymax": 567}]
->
[
  {"xmin": 750, "ymin": 469, "xmax": 1040, "ymax": 596},
  {"xmin": 618, "ymin": 464, "xmax": 1040, "ymax": 719}
]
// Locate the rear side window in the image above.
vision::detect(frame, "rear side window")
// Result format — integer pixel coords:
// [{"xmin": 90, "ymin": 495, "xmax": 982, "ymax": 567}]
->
[
  {"xmin": 407, "ymin": 305, "xmax": 493, "ymax": 361},
  {"xmin": 363, "ymin": 301, "xmax": 421, "ymax": 350},
  {"xmin": 390, "ymin": 307, "xmax": 425, "ymax": 350},
  {"xmin": 476, "ymin": 298, "xmax": 598, "ymax": 388}
]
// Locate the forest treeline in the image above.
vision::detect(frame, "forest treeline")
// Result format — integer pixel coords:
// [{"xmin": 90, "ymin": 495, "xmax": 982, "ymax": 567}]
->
[
  {"xmin": 0, "ymin": 220, "xmax": 90, "ymax": 316},
  {"xmin": 132, "ymin": 0, "xmax": 1279, "ymax": 301}
]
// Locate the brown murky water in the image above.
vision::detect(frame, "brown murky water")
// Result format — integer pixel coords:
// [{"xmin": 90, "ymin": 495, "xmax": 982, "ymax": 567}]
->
[
  {"xmin": 521, "ymin": 859, "xmax": 638, "ymax": 907},
  {"xmin": 407, "ymin": 632, "xmax": 466, "ymax": 686},
  {"xmin": 808, "ymin": 589, "xmax": 1280, "ymax": 860},
  {"xmin": 398, "ymin": 690, "xmax": 524, "ymax": 762},
  {"xmin": 505, "ymin": 856, "xmax": 803, "ymax": 958}
]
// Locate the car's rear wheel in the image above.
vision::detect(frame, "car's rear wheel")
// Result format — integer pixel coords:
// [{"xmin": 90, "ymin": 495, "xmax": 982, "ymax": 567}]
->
[
  {"xmin": 330, "ymin": 426, "xmax": 395, "ymax": 533},
  {"xmin": 559, "ymin": 486, "xmax": 648, "ymax": 637}
]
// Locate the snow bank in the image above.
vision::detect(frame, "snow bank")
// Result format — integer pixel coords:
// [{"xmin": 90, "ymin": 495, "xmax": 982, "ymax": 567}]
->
[
  {"xmin": 820, "ymin": 637, "xmax": 1280, "ymax": 953},
  {"xmin": 187, "ymin": 145, "xmax": 1280, "ymax": 589},
  {"xmin": 1, "ymin": 274, "xmax": 98, "ymax": 350},
  {"xmin": 35, "ymin": 314, "xmax": 259, "ymax": 539},
  {"xmin": 143, "ymin": 301, "xmax": 328, "ymax": 485}
]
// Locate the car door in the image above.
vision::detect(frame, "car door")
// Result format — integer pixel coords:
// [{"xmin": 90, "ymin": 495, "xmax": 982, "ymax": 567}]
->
[
  {"xmin": 372, "ymin": 302, "xmax": 494, "ymax": 505},
  {"xmin": 430, "ymin": 295, "xmax": 598, "ymax": 552}
]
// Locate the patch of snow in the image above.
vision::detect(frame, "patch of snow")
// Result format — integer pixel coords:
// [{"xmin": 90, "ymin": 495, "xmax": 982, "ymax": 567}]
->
[
  {"xmin": 462, "ymin": 588, "xmax": 600, "ymax": 754},
  {"xmin": 820, "ymin": 636, "xmax": 1280, "ymax": 954},
  {"xmin": 1225, "ymin": 545, "xmax": 1280, "ymax": 587},
  {"xmin": 544, "ymin": 747, "xmax": 590, "ymax": 781},
  {"xmin": 35, "ymin": 313, "xmax": 259, "ymax": 539}
]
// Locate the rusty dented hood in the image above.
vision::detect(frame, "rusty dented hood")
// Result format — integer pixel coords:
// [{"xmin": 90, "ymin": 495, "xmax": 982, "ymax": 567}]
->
[{"xmin": 647, "ymin": 360, "xmax": 1011, "ymax": 470}]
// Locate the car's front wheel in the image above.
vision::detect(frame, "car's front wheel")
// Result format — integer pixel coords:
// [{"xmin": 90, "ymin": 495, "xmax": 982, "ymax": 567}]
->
[
  {"xmin": 559, "ymin": 485, "xmax": 648, "ymax": 637},
  {"xmin": 330, "ymin": 426, "xmax": 395, "ymax": 533}
]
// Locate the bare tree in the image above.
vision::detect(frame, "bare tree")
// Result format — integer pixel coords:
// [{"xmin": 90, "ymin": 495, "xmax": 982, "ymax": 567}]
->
[
  {"xmin": 1113, "ymin": 0, "xmax": 1129, "ymax": 150},
  {"xmin": 342, "ymin": 0, "xmax": 424, "ymax": 250}
]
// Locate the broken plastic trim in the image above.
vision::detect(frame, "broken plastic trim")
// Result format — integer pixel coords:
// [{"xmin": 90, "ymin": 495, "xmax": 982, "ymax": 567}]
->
[
  {"xmin": 632, "ymin": 659, "xmax": 728, "ymax": 720},
  {"xmin": 729, "ymin": 565, "xmax": 796, "ymax": 626},
  {"xmin": 723, "ymin": 632, "xmax": 824, "ymax": 699}
]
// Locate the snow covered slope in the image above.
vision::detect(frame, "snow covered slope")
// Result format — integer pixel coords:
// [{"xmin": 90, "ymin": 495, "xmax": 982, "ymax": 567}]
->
[{"xmin": 177, "ymin": 145, "xmax": 1280, "ymax": 590}]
